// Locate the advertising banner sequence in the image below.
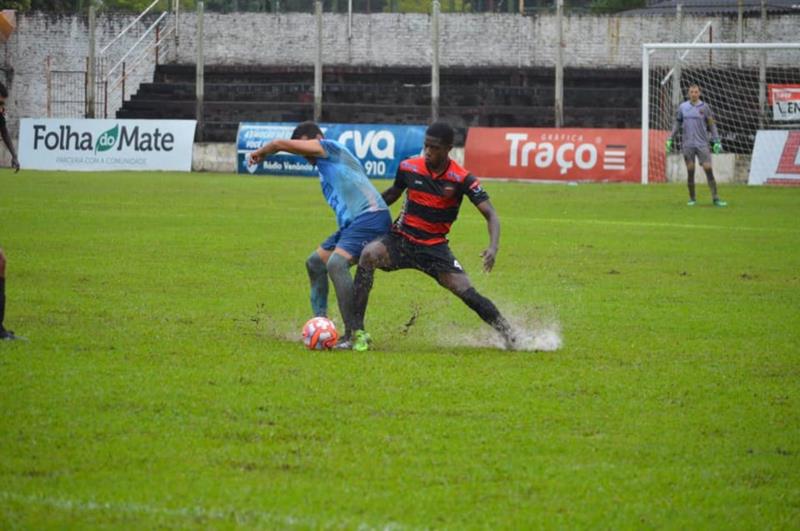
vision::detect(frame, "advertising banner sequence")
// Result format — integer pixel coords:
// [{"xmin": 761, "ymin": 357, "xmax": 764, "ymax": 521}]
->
[
  {"xmin": 19, "ymin": 119, "xmax": 197, "ymax": 172},
  {"xmin": 749, "ymin": 130, "xmax": 800, "ymax": 186},
  {"xmin": 236, "ymin": 122, "xmax": 426, "ymax": 179},
  {"xmin": 464, "ymin": 127, "xmax": 644, "ymax": 183}
]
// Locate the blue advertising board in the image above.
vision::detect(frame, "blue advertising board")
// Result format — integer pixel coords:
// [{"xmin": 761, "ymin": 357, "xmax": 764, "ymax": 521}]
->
[{"xmin": 236, "ymin": 122, "xmax": 426, "ymax": 179}]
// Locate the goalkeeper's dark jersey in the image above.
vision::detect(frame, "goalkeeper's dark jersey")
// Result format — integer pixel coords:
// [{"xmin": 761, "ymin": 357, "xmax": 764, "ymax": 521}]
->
[{"xmin": 391, "ymin": 157, "xmax": 489, "ymax": 246}]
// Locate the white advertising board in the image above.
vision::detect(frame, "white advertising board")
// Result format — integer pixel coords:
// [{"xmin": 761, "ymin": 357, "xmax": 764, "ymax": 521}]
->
[
  {"xmin": 19, "ymin": 119, "xmax": 197, "ymax": 172},
  {"xmin": 748, "ymin": 130, "xmax": 800, "ymax": 186}
]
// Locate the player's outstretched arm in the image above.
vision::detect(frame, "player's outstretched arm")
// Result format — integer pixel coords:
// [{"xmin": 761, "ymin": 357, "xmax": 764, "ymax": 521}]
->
[
  {"xmin": 0, "ymin": 123, "xmax": 19, "ymax": 172},
  {"xmin": 381, "ymin": 185, "xmax": 404, "ymax": 206},
  {"xmin": 247, "ymin": 139, "xmax": 326, "ymax": 165},
  {"xmin": 475, "ymin": 200, "xmax": 500, "ymax": 273}
]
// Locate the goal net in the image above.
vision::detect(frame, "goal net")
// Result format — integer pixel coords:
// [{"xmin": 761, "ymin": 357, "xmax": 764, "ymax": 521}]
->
[{"xmin": 642, "ymin": 43, "xmax": 800, "ymax": 184}]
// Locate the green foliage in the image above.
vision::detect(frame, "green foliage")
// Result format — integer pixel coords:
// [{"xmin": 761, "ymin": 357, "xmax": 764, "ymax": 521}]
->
[
  {"xmin": 1, "ymin": 170, "xmax": 799, "ymax": 528},
  {"xmin": 590, "ymin": 0, "xmax": 645, "ymax": 14},
  {"xmin": 2, "ymin": 0, "xmax": 31, "ymax": 11}
]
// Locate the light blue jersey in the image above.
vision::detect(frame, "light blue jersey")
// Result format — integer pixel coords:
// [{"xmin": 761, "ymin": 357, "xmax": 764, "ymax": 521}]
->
[{"xmin": 316, "ymin": 139, "xmax": 388, "ymax": 228}]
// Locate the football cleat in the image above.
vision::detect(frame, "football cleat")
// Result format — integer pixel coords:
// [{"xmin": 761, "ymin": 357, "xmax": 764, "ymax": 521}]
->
[{"xmin": 352, "ymin": 330, "xmax": 372, "ymax": 352}]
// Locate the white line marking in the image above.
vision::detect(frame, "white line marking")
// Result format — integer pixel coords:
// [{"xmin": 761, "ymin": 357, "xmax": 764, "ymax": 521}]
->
[
  {"xmin": 604, "ymin": 150, "xmax": 626, "ymax": 156},
  {"xmin": 0, "ymin": 491, "xmax": 413, "ymax": 530}
]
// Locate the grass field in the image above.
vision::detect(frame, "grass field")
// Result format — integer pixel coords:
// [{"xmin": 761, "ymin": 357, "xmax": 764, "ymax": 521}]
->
[{"xmin": 1, "ymin": 169, "xmax": 799, "ymax": 529}]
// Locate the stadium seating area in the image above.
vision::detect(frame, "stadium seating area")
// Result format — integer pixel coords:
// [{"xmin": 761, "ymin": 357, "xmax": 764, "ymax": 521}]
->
[{"xmin": 116, "ymin": 64, "xmax": 642, "ymax": 142}]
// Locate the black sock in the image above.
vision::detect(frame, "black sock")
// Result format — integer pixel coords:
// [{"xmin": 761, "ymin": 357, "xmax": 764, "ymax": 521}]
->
[
  {"xmin": 458, "ymin": 287, "xmax": 511, "ymax": 335},
  {"xmin": 352, "ymin": 266, "xmax": 374, "ymax": 331},
  {"xmin": 0, "ymin": 278, "xmax": 5, "ymax": 331},
  {"xmin": 687, "ymin": 168, "xmax": 696, "ymax": 201},
  {"xmin": 706, "ymin": 168, "xmax": 718, "ymax": 201}
]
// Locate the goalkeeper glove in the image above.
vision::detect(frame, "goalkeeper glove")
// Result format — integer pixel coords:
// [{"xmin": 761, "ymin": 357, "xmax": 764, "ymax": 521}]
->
[
  {"xmin": 665, "ymin": 138, "xmax": 673, "ymax": 153},
  {"xmin": 712, "ymin": 141, "xmax": 722, "ymax": 154}
]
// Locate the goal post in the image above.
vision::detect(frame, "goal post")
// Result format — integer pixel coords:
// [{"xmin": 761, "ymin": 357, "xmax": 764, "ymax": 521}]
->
[{"xmin": 641, "ymin": 42, "xmax": 800, "ymax": 185}]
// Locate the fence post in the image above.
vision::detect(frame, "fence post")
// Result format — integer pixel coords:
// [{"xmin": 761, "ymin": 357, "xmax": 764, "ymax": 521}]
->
[
  {"xmin": 173, "ymin": 0, "xmax": 180, "ymax": 60},
  {"xmin": 348, "ymin": 0, "xmax": 353, "ymax": 40},
  {"xmin": 737, "ymin": 0, "xmax": 744, "ymax": 68},
  {"xmin": 431, "ymin": 0, "xmax": 440, "ymax": 122},
  {"xmin": 156, "ymin": 24, "xmax": 160, "ymax": 65},
  {"xmin": 759, "ymin": 0, "xmax": 767, "ymax": 128},
  {"xmin": 554, "ymin": 0, "xmax": 563, "ymax": 127},
  {"xmin": 122, "ymin": 61, "xmax": 126, "ymax": 102},
  {"xmin": 196, "ymin": 0, "xmax": 205, "ymax": 142},
  {"xmin": 314, "ymin": 0, "xmax": 323, "ymax": 122},
  {"xmin": 87, "ymin": 3, "xmax": 96, "ymax": 118},
  {"xmin": 671, "ymin": 4, "xmax": 683, "ymax": 115},
  {"xmin": 46, "ymin": 56, "xmax": 51, "ymax": 118}
]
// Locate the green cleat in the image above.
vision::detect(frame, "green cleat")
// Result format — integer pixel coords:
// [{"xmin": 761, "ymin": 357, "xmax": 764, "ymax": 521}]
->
[
  {"xmin": 352, "ymin": 330, "xmax": 372, "ymax": 352},
  {"xmin": 713, "ymin": 199, "xmax": 728, "ymax": 207},
  {"xmin": 687, "ymin": 199, "xmax": 696, "ymax": 206}
]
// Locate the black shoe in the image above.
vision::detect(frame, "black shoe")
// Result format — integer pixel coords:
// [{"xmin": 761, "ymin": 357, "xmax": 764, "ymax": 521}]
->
[
  {"xmin": 0, "ymin": 328, "xmax": 24, "ymax": 341},
  {"xmin": 502, "ymin": 331, "xmax": 518, "ymax": 351}
]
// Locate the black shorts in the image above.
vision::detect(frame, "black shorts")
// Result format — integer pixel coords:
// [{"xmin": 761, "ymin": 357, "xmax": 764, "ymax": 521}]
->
[{"xmin": 377, "ymin": 232, "xmax": 465, "ymax": 278}]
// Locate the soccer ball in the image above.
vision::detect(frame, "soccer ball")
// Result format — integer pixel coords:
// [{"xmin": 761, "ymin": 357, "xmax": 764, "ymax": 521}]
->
[{"xmin": 302, "ymin": 317, "xmax": 339, "ymax": 350}]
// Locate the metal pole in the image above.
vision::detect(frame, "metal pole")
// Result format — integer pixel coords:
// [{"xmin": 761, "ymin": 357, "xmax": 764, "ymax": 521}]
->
[
  {"xmin": 122, "ymin": 61, "xmax": 126, "ymax": 102},
  {"xmin": 759, "ymin": 0, "xmax": 767, "ymax": 128},
  {"xmin": 431, "ymin": 0, "xmax": 440, "ymax": 122},
  {"xmin": 174, "ymin": 0, "xmax": 180, "ymax": 59},
  {"xmin": 314, "ymin": 0, "xmax": 323, "ymax": 122},
  {"xmin": 87, "ymin": 3, "xmax": 96, "ymax": 118},
  {"xmin": 348, "ymin": 0, "xmax": 353, "ymax": 40},
  {"xmin": 519, "ymin": 0, "xmax": 524, "ymax": 15},
  {"xmin": 671, "ymin": 4, "xmax": 682, "ymax": 115},
  {"xmin": 737, "ymin": 0, "xmax": 744, "ymax": 69},
  {"xmin": 155, "ymin": 24, "xmax": 160, "ymax": 64},
  {"xmin": 46, "ymin": 56, "xmax": 51, "ymax": 118},
  {"xmin": 641, "ymin": 46, "xmax": 650, "ymax": 185},
  {"xmin": 554, "ymin": 0, "xmax": 563, "ymax": 127},
  {"xmin": 196, "ymin": 0, "xmax": 204, "ymax": 142}
]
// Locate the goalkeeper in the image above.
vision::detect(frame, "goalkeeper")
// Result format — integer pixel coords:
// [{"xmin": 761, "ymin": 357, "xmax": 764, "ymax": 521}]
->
[{"xmin": 666, "ymin": 84, "xmax": 727, "ymax": 207}]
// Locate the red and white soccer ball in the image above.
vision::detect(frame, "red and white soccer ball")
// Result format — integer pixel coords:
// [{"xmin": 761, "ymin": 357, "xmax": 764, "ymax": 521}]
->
[{"xmin": 302, "ymin": 317, "xmax": 339, "ymax": 350}]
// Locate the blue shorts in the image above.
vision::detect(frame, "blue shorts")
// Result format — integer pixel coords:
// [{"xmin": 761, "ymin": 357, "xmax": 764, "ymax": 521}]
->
[{"xmin": 321, "ymin": 210, "xmax": 392, "ymax": 259}]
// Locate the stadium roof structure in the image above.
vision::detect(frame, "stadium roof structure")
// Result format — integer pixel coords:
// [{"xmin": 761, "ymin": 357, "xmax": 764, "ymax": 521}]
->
[{"xmin": 623, "ymin": 0, "xmax": 800, "ymax": 16}]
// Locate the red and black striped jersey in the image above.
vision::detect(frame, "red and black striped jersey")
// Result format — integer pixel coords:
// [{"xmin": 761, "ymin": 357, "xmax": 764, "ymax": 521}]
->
[{"xmin": 392, "ymin": 157, "xmax": 489, "ymax": 246}]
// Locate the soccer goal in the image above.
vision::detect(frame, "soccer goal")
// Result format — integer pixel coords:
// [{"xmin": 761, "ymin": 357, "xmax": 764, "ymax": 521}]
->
[{"xmin": 641, "ymin": 42, "xmax": 800, "ymax": 184}]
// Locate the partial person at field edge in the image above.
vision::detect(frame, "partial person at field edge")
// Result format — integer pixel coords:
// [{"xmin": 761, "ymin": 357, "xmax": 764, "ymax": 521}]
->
[{"xmin": 0, "ymin": 80, "xmax": 22, "ymax": 341}]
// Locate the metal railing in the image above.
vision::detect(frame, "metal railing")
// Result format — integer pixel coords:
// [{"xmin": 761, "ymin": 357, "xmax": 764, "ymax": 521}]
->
[{"xmin": 96, "ymin": 0, "xmax": 177, "ymax": 118}]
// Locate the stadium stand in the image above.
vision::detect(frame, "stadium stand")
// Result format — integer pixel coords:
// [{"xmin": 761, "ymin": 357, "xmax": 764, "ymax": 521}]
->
[{"xmin": 115, "ymin": 64, "xmax": 641, "ymax": 143}]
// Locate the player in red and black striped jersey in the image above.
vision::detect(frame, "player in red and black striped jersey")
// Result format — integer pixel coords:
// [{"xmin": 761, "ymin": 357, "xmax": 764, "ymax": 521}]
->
[{"xmin": 346, "ymin": 122, "xmax": 517, "ymax": 351}]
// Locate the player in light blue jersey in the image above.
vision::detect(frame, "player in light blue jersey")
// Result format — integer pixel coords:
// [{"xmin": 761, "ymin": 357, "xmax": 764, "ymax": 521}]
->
[
  {"xmin": 247, "ymin": 121, "xmax": 391, "ymax": 347},
  {"xmin": 666, "ymin": 84, "xmax": 727, "ymax": 207}
]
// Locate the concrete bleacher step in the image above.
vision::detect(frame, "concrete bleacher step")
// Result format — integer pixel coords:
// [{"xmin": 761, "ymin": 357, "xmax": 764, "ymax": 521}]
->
[{"xmin": 121, "ymin": 63, "xmax": 645, "ymax": 140}]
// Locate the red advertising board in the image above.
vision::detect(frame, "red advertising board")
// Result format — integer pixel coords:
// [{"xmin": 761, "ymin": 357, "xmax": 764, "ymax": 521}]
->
[
  {"xmin": 465, "ymin": 127, "xmax": 650, "ymax": 182},
  {"xmin": 768, "ymin": 84, "xmax": 800, "ymax": 121}
]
